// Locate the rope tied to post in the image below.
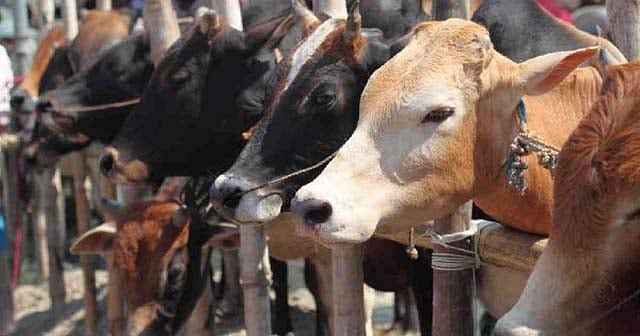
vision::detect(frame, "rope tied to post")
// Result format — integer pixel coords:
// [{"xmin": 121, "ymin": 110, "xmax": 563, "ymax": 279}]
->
[{"xmin": 505, "ymin": 100, "xmax": 560, "ymax": 195}]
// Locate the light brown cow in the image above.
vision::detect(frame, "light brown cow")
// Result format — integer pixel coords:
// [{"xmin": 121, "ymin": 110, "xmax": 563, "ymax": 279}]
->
[
  {"xmin": 291, "ymin": 19, "xmax": 603, "ymax": 316},
  {"xmin": 494, "ymin": 63, "xmax": 640, "ymax": 336},
  {"xmin": 293, "ymin": 19, "xmax": 602, "ymax": 241}
]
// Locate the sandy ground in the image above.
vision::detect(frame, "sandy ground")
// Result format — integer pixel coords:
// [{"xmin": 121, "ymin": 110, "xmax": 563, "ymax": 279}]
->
[{"xmin": 10, "ymin": 258, "xmax": 398, "ymax": 336}]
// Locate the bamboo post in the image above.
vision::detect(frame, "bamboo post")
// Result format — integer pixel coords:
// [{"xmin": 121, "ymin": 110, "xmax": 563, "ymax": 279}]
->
[
  {"xmin": 13, "ymin": 0, "xmax": 30, "ymax": 75},
  {"xmin": 39, "ymin": 0, "xmax": 55, "ymax": 30},
  {"xmin": 331, "ymin": 245, "xmax": 366, "ymax": 335},
  {"xmin": 476, "ymin": 222, "xmax": 546, "ymax": 273},
  {"xmin": 238, "ymin": 226, "xmax": 272, "ymax": 335},
  {"xmin": 432, "ymin": 202, "xmax": 474, "ymax": 336},
  {"xmin": 0, "ymin": 137, "xmax": 18, "ymax": 335},
  {"xmin": 36, "ymin": 169, "xmax": 67, "ymax": 317},
  {"xmin": 61, "ymin": 0, "xmax": 79, "ymax": 41},
  {"xmin": 211, "ymin": 0, "xmax": 243, "ymax": 30},
  {"xmin": 312, "ymin": 0, "xmax": 347, "ymax": 19},
  {"xmin": 96, "ymin": 0, "xmax": 112, "ymax": 10},
  {"xmin": 607, "ymin": 0, "xmax": 640, "ymax": 60},
  {"xmin": 69, "ymin": 152, "xmax": 98, "ymax": 336}
]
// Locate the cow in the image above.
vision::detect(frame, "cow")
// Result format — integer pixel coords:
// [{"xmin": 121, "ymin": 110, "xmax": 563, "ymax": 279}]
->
[
  {"xmin": 290, "ymin": 19, "xmax": 604, "ymax": 318},
  {"xmin": 494, "ymin": 63, "xmax": 640, "ymax": 336},
  {"xmin": 71, "ymin": 178, "xmax": 236, "ymax": 335},
  {"xmin": 100, "ymin": 4, "xmax": 314, "ymax": 182}
]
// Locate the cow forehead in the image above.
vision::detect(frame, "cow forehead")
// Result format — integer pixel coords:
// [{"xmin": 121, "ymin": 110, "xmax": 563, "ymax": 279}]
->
[
  {"xmin": 284, "ymin": 18, "xmax": 344, "ymax": 90},
  {"xmin": 360, "ymin": 20, "xmax": 490, "ymax": 118}
]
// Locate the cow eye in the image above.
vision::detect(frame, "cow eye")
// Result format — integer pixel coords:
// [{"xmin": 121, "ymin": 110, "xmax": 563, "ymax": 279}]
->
[
  {"xmin": 172, "ymin": 71, "xmax": 190, "ymax": 85},
  {"xmin": 314, "ymin": 92, "xmax": 336, "ymax": 106},
  {"xmin": 422, "ymin": 107, "xmax": 455, "ymax": 123}
]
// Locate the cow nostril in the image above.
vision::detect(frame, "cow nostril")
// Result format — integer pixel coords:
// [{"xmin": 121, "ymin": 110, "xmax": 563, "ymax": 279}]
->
[
  {"xmin": 11, "ymin": 95, "xmax": 25, "ymax": 107},
  {"xmin": 100, "ymin": 153, "xmax": 115, "ymax": 176},
  {"xmin": 223, "ymin": 189, "xmax": 243, "ymax": 209},
  {"xmin": 303, "ymin": 201, "xmax": 332, "ymax": 226}
]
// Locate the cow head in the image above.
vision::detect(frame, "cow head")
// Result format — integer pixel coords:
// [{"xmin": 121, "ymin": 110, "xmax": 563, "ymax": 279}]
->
[
  {"xmin": 36, "ymin": 33, "xmax": 154, "ymax": 143},
  {"xmin": 101, "ymin": 4, "xmax": 317, "ymax": 183},
  {"xmin": 495, "ymin": 63, "xmax": 640, "ymax": 336},
  {"xmin": 71, "ymin": 196, "xmax": 235, "ymax": 335},
  {"xmin": 210, "ymin": 1, "xmax": 391, "ymax": 224},
  {"xmin": 291, "ymin": 19, "xmax": 597, "ymax": 244}
]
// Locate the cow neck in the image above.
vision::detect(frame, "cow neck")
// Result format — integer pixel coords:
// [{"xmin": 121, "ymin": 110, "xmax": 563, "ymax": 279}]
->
[{"xmin": 474, "ymin": 66, "xmax": 603, "ymax": 235}]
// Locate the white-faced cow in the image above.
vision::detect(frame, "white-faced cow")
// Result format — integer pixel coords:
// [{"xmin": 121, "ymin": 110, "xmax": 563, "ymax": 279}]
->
[
  {"xmin": 292, "ymin": 19, "xmax": 606, "ymax": 317},
  {"xmin": 494, "ymin": 63, "xmax": 640, "ymax": 336}
]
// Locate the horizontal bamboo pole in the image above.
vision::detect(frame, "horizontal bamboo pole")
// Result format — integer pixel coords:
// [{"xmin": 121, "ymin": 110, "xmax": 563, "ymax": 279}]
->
[{"xmin": 374, "ymin": 220, "xmax": 547, "ymax": 273}]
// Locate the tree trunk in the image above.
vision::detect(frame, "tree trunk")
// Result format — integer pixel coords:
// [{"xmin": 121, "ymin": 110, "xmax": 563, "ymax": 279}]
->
[
  {"xmin": 239, "ymin": 225, "xmax": 272, "ymax": 336},
  {"xmin": 69, "ymin": 152, "xmax": 98, "ymax": 336},
  {"xmin": 61, "ymin": 0, "xmax": 78, "ymax": 41},
  {"xmin": 331, "ymin": 245, "xmax": 366, "ymax": 336},
  {"xmin": 312, "ymin": 0, "xmax": 347, "ymax": 19},
  {"xmin": 607, "ymin": 0, "xmax": 640, "ymax": 60}
]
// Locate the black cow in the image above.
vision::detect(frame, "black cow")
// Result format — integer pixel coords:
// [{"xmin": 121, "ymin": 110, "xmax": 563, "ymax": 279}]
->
[{"xmin": 100, "ymin": 5, "xmax": 307, "ymax": 183}]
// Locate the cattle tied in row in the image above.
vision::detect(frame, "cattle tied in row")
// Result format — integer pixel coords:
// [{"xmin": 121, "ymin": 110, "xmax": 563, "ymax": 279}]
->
[{"xmin": 495, "ymin": 62, "xmax": 640, "ymax": 336}]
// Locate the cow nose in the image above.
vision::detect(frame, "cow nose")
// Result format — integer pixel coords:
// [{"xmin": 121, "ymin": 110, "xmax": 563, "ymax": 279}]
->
[
  {"xmin": 100, "ymin": 150, "xmax": 117, "ymax": 176},
  {"xmin": 292, "ymin": 199, "xmax": 333, "ymax": 226},
  {"xmin": 210, "ymin": 175, "xmax": 250, "ymax": 210}
]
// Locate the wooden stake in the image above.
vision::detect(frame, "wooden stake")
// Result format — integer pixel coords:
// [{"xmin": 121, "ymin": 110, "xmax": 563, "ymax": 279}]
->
[
  {"xmin": 38, "ymin": 168, "xmax": 67, "ymax": 317},
  {"xmin": 331, "ymin": 244, "xmax": 366, "ymax": 336},
  {"xmin": 239, "ymin": 225, "xmax": 272, "ymax": 336},
  {"xmin": 432, "ymin": 0, "xmax": 469, "ymax": 21},
  {"xmin": 211, "ymin": 0, "xmax": 244, "ymax": 31},
  {"xmin": 38, "ymin": 0, "xmax": 55, "ymax": 29},
  {"xmin": 61, "ymin": 0, "xmax": 78, "ymax": 41},
  {"xmin": 432, "ymin": 202, "xmax": 474, "ymax": 336},
  {"xmin": 69, "ymin": 152, "xmax": 98, "ymax": 336},
  {"xmin": 607, "ymin": 0, "xmax": 640, "ymax": 60},
  {"xmin": 96, "ymin": 0, "xmax": 112, "ymax": 10}
]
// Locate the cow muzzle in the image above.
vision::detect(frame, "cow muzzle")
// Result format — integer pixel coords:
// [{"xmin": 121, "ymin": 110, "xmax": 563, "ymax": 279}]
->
[{"xmin": 210, "ymin": 174, "xmax": 283, "ymax": 224}]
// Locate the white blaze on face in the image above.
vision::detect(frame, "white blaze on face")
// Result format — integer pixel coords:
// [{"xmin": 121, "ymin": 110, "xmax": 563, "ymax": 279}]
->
[
  {"xmin": 284, "ymin": 19, "xmax": 340, "ymax": 90},
  {"xmin": 294, "ymin": 76, "xmax": 472, "ymax": 244}
]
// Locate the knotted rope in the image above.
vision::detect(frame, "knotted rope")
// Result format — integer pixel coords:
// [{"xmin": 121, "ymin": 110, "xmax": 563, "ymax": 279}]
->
[
  {"xmin": 50, "ymin": 97, "xmax": 141, "ymax": 114},
  {"xmin": 505, "ymin": 100, "xmax": 560, "ymax": 195}
]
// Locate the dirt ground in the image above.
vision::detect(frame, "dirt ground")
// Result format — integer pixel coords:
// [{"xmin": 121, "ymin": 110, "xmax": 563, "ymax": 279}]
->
[{"xmin": 11, "ymin": 257, "xmax": 399, "ymax": 336}]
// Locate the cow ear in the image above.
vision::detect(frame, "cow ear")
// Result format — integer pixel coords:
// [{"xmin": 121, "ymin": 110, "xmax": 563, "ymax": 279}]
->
[
  {"xmin": 70, "ymin": 222, "xmax": 116, "ymax": 255},
  {"xmin": 517, "ymin": 47, "xmax": 599, "ymax": 96}
]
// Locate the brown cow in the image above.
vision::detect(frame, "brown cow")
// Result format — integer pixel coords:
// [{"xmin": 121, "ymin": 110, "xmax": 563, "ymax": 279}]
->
[
  {"xmin": 494, "ymin": 63, "xmax": 640, "ymax": 336},
  {"xmin": 71, "ymin": 178, "xmax": 234, "ymax": 335}
]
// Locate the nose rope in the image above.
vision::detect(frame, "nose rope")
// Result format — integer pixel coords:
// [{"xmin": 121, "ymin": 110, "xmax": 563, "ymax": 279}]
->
[
  {"xmin": 229, "ymin": 150, "xmax": 338, "ymax": 199},
  {"xmin": 45, "ymin": 97, "xmax": 141, "ymax": 114}
]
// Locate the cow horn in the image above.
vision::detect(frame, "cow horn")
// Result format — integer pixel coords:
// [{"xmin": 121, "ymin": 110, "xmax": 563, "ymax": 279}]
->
[
  {"xmin": 100, "ymin": 198, "xmax": 125, "ymax": 222},
  {"xmin": 144, "ymin": 0, "xmax": 181, "ymax": 65},
  {"xmin": 292, "ymin": 0, "xmax": 320, "ymax": 35},
  {"xmin": 344, "ymin": 0, "xmax": 362, "ymax": 45}
]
